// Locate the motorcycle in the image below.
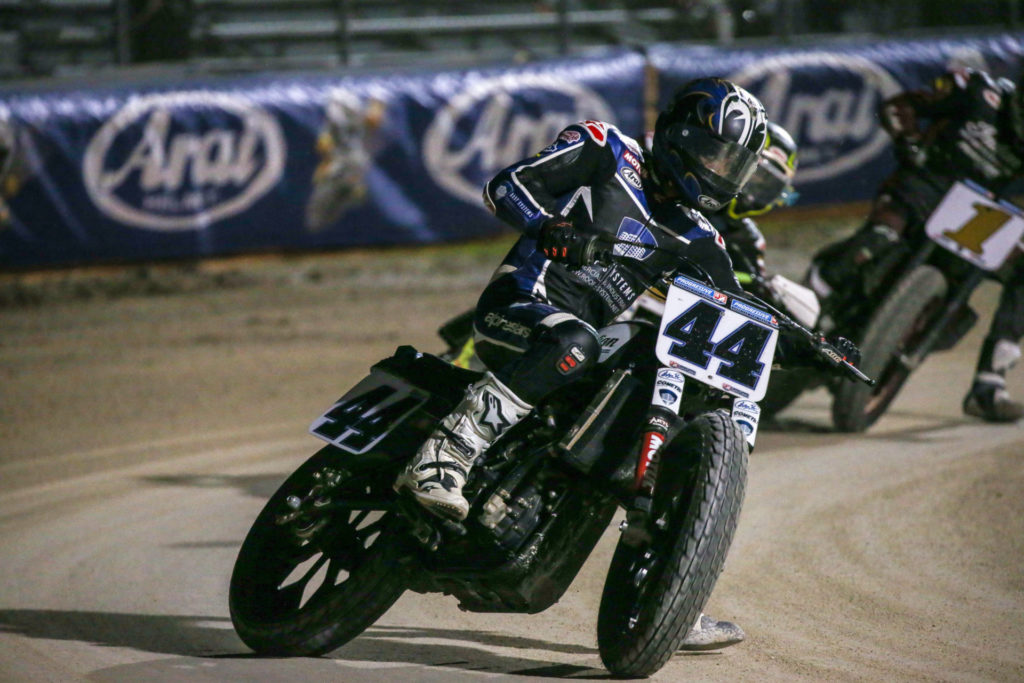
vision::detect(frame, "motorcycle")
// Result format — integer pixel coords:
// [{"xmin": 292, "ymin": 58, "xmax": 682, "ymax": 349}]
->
[
  {"xmin": 228, "ymin": 250, "xmax": 871, "ymax": 677},
  {"xmin": 816, "ymin": 180, "xmax": 1024, "ymax": 432}
]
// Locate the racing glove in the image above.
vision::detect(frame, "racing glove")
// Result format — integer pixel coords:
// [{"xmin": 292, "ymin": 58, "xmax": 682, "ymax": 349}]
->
[{"xmin": 537, "ymin": 220, "xmax": 609, "ymax": 267}]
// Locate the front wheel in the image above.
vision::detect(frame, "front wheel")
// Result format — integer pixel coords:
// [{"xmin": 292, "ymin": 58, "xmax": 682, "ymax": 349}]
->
[
  {"xmin": 597, "ymin": 411, "xmax": 748, "ymax": 678},
  {"xmin": 832, "ymin": 265, "xmax": 948, "ymax": 432},
  {"xmin": 229, "ymin": 447, "xmax": 407, "ymax": 656}
]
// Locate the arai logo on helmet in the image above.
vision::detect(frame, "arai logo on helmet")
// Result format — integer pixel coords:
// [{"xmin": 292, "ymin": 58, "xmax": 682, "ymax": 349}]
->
[
  {"xmin": 698, "ymin": 195, "xmax": 722, "ymax": 211},
  {"xmin": 83, "ymin": 91, "xmax": 286, "ymax": 231},
  {"xmin": 730, "ymin": 53, "xmax": 903, "ymax": 183},
  {"xmin": 423, "ymin": 73, "xmax": 614, "ymax": 204}
]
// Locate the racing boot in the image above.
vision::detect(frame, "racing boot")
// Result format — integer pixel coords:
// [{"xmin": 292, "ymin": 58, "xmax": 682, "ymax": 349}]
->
[
  {"xmin": 678, "ymin": 613, "xmax": 746, "ymax": 651},
  {"xmin": 395, "ymin": 372, "xmax": 532, "ymax": 520},
  {"xmin": 963, "ymin": 380, "xmax": 1024, "ymax": 423},
  {"xmin": 963, "ymin": 339, "xmax": 1024, "ymax": 423}
]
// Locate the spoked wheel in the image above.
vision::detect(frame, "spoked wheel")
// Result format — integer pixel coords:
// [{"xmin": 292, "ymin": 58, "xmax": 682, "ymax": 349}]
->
[
  {"xmin": 229, "ymin": 448, "xmax": 406, "ymax": 656},
  {"xmin": 832, "ymin": 265, "xmax": 948, "ymax": 432},
  {"xmin": 597, "ymin": 411, "xmax": 748, "ymax": 678}
]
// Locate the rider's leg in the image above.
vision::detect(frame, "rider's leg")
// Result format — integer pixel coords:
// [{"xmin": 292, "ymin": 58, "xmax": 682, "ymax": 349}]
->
[
  {"xmin": 394, "ymin": 370, "xmax": 532, "ymax": 519},
  {"xmin": 396, "ymin": 297, "xmax": 600, "ymax": 520},
  {"xmin": 964, "ymin": 268, "xmax": 1024, "ymax": 422}
]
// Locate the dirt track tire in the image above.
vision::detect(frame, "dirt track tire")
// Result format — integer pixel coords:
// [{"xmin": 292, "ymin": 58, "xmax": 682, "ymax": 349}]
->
[
  {"xmin": 229, "ymin": 448, "xmax": 406, "ymax": 656},
  {"xmin": 596, "ymin": 411, "xmax": 748, "ymax": 678},
  {"xmin": 832, "ymin": 265, "xmax": 948, "ymax": 433}
]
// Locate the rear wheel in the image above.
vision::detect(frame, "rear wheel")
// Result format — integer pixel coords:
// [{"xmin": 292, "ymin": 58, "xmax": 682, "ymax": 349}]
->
[
  {"xmin": 832, "ymin": 265, "xmax": 947, "ymax": 432},
  {"xmin": 597, "ymin": 411, "xmax": 748, "ymax": 678},
  {"xmin": 229, "ymin": 448, "xmax": 406, "ymax": 655}
]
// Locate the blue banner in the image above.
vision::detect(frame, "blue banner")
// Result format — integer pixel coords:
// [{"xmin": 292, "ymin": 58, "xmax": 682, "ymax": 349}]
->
[
  {"xmin": 0, "ymin": 50, "xmax": 646, "ymax": 267},
  {"xmin": 0, "ymin": 34, "xmax": 1021, "ymax": 268},
  {"xmin": 650, "ymin": 33, "xmax": 1024, "ymax": 205}
]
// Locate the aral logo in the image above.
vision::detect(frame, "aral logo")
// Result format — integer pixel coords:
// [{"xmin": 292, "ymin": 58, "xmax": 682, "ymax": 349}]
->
[
  {"xmin": 730, "ymin": 53, "xmax": 903, "ymax": 183},
  {"xmin": 84, "ymin": 92, "xmax": 286, "ymax": 231},
  {"xmin": 423, "ymin": 73, "xmax": 613, "ymax": 204}
]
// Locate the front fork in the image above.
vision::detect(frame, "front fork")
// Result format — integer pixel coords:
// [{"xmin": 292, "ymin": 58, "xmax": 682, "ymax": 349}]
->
[
  {"xmin": 622, "ymin": 367, "xmax": 685, "ymax": 546},
  {"xmin": 622, "ymin": 367, "xmax": 762, "ymax": 547}
]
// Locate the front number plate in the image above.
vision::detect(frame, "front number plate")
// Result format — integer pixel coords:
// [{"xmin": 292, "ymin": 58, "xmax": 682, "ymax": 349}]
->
[{"xmin": 656, "ymin": 276, "xmax": 779, "ymax": 401}]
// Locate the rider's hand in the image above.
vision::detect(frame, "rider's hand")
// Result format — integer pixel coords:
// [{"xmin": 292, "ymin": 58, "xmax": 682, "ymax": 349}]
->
[{"xmin": 538, "ymin": 219, "xmax": 603, "ymax": 267}]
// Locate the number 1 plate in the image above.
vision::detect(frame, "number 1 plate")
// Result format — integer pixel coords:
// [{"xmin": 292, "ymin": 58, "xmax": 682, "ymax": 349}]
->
[
  {"xmin": 656, "ymin": 276, "xmax": 779, "ymax": 401},
  {"xmin": 925, "ymin": 180, "xmax": 1024, "ymax": 271}
]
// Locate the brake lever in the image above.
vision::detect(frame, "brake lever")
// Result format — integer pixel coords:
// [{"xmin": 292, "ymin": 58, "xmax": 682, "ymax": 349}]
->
[{"xmin": 841, "ymin": 359, "xmax": 875, "ymax": 386}]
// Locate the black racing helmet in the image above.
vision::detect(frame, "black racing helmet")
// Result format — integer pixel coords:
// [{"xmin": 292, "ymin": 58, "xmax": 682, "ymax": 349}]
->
[
  {"xmin": 652, "ymin": 78, "xmax": 768, "ymax": 212},
  {"xmin": 728, "ymin": 121, "xmax": 799, "ymax": 219}
]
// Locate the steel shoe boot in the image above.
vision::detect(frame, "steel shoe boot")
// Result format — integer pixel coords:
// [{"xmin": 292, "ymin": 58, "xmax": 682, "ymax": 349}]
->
[
  {"xmin": 963, "ymin": 380, "xmax": 1024, "ymax": 423},
  {"xmin": 678, "ymin": 613, "xmax": 746, "ymax": 651}
]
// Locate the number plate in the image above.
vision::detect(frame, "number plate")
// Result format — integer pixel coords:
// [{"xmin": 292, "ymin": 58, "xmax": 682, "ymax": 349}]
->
[
  {"xmin": 656, "ymin": 276, "xmax": 779, "ymax": 401},
  {"xmin": 310, "ymin": 373, "xmax": 425, "ymax": 454},
  {"xmin": 925, "ymin": 180, "xmax": 1024, "ymax": 271}
]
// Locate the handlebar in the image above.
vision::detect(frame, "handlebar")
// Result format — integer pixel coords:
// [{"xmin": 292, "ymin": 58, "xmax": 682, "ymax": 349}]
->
[{"xmin": 592, "ymin": 236, "xmax": 876, "ymax": 387}]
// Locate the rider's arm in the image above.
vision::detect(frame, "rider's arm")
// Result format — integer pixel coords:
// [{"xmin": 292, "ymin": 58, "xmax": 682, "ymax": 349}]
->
[
  {"xmin": 659, "ymin": 211, "xmax": 744, "ymax": 295},
  {"xmin": 483, "ymin": 122, "xmax": 616, "ymax": 238},
  {"xmin": 879, "ymin": 71, "xmax": 966, "ymax": 143}
]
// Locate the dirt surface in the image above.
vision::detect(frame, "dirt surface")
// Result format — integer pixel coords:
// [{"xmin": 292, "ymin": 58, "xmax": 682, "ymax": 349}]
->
[{"xmin": 1, "ymin": 231, "xmax": 1023, "ymax": 682}]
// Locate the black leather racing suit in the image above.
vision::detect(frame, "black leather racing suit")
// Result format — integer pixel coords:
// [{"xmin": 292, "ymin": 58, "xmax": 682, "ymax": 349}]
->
[
  {"xmin": 474, "ymin": 120, "xmax": 739, "ymax": 404},
  {"xmin": 812, "ymin": 68, "xmax": 1024, "ymax": 380}
]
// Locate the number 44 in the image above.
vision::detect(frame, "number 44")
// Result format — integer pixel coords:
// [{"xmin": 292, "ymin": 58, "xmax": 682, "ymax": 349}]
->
[{"xmin": 663, "ymin": 300, "xmax": 773, "ymax": 390}]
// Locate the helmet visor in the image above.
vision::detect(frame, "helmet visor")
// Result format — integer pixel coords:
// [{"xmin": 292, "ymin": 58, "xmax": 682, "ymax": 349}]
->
[
  {"xmin": 737, "ymin": 158, "xmax": 792, "ymax": 213},
  {"xmin": 674, "ymin": 124, "xmax": 760, "ymax": 196}
]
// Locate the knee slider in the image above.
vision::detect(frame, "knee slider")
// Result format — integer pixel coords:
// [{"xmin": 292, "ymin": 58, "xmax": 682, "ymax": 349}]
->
[{"xmin": 544, "ymin": 320, "xmax": 601, "ymax": 376}]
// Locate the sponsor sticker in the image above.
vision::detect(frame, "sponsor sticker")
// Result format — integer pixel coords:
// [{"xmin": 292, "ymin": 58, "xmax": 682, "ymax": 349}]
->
[
  {"xmin": 622, "ymin": 149, "xmax": 643, "ymax": 174},
  {"xmin": 613, "ymin": 216, "xmax": 657, "ymax": 261},
  {"xmin": 653, "ymin": 368, "xmax": 685, "ymax": 413},
  {"xmin": 484, "ymin": 311, "xmax": 531, "ymax": 338},
  {"xmin": 656, "ymin": 368, "xmax": 686, "ymax": 383},
  {"xmin": 730, "ymin": 299, "xmax": 778, "ymax": 327},
  {"xmin": 620, "ymin": 166, "xmax": 643, "ymax": 190},
  {"xmin": 673, "ymin": 275, "xmax": 724, "ymax": 304},
  {"xmin": 558, "ymin": 129, "xmax": 582, "ymax": 144},
  {"xmin": 732, "ymin": 397, "xmax": 761, "ymax": 447}
]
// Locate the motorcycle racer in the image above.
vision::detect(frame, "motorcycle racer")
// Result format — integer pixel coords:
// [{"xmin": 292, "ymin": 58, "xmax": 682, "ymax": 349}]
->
[
  {"xmin": 396, "ymin": 77, "xmax": 766, "ymax": 521},
  {"xmin": 807, "ymin": 68, "xmax": 1024, "ymax": 422},
  {"xmin": 395, "ymin": 77, "xmax": 767, "ymax": 652}
]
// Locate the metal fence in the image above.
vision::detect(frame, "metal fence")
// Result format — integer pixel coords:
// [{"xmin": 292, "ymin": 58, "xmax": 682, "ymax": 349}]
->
[{"xmin": 0, "ymin": 0, "xmax": 1020, "ymax": 79}]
